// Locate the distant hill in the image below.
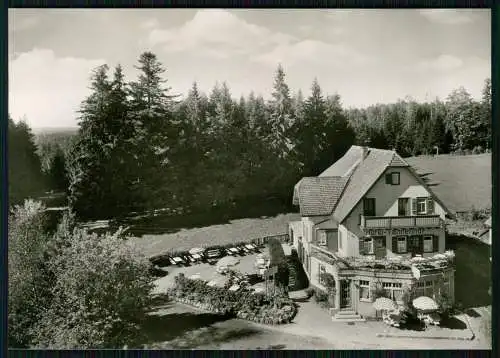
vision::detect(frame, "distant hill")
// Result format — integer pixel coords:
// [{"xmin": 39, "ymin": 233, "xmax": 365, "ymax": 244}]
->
[
  {"xmin": 406, "ymin": 153, "xmax": 491, "ymax": 213},
  {"xmin": 32, "ymin": 127, "xmax": 79, "ymax": 135}
]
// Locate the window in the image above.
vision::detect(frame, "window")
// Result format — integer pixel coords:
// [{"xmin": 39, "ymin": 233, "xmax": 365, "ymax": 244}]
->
[
  {"xmin": 382, "ymin": 282, "xmax": 403, "ymax": 302},
  {"xmin": 385, "ymin": 172, "xmax": 400, "ymax": 185},
  {"xmin": 363, "ymin": 198, "xmax": 376, "ymax": 217},
  {"xmin": 339, "ymin": 230, "xmax": 343, "ymax": 249},
  {"xmin": 398, "ymin": 198, "xmax": 409, "ymax": 216},
  {"xmin": 396, "ymin": 236, "xmax": 407, "ymax": 253},
  {"xmin": 359, "ymin": 280, "xmax": 370, "ymax": 301},
  {"xmin": 423, "ymin": 236, "xmax": 433, "ymax": 252},
  {"xmin": 319, "ymin": 264, "xmax": 326, "ymax": 285},
  {"xmin": 360, "ymin": 238, "xmax": 374, "ymax": 255},
  {"xmin": 424, "ymin": 280, "xmax": 434, "ymax": 298},
  {"xmin": 318, "ymin": 230, "xmax": 327, "ymax": 246},
  {"xmin": 416, "ymin": 198, "xmax": 427, "ymax": 215}
]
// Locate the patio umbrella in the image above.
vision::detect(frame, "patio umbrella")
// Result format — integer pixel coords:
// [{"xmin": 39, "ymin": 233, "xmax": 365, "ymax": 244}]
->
[
  {"xmin": 373, "ymin": 297, "xmax": 397, "ymax": 311},
  {"xmin": 189, "ymin": 247, "xmax": 205, "ymax": 255},
  {"xmin": 217, "ymin": 256, "xmax": 240, "ymax": 268},
  {"xmin": 412, "ymin": 296, "xmax": 438, "ymax": 311}
]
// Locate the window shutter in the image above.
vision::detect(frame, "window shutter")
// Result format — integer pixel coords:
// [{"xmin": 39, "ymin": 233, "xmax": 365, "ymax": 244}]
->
[
  {"xmin": 432, "ymin": 235, "xmax": 439, "ymax": 252},
  {"xmin": 427, "ymin": 198, "xmax": 435, "ymax": 214},
  {"xmin": 392, "ymin": 237, "xmax": 398, "ymax": 253},
  {"xmin": 411, "ymin": 198, "xmax": 417, "ymax": 215},
  {"xmin": 385, "ymin": 173, "xmax": 392, "ymax": 184}
]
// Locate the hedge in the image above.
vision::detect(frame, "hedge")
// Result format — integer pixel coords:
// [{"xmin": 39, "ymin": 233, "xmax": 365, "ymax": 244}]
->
[{"xmin": 168, "ymin": 274, "xmax": 297, "ymax": 325}]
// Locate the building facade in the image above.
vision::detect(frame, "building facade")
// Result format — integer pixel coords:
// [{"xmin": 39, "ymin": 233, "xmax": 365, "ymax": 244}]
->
[{"xmin": 289, "ymin": 146, "xmax": 455, "ymax": 319}]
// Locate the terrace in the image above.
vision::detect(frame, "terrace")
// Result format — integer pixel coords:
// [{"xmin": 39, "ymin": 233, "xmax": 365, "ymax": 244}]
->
[
  {"xmin": 360, "ymin": 215, "xmax": 443, "ymax": 230},
  {"xmin": 310, "ymin": 245, "xmax": 455, "ymax": 274}
]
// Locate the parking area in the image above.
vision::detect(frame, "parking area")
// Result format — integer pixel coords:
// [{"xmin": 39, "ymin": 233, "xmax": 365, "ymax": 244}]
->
[{"xmin": 152, "ymin": 251, "xmax": 269, "ymax": 295}]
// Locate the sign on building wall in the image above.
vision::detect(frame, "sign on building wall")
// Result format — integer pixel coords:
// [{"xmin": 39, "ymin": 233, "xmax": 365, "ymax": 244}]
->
[{"xmin": 364, "ymin": 227, "xmax": 426, "ymax": 236}]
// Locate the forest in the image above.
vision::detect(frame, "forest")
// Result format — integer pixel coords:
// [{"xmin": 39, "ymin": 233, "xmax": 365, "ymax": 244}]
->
[{"xmin": 9, "ymin": 51, "xmax": 491, "ymax": 221}]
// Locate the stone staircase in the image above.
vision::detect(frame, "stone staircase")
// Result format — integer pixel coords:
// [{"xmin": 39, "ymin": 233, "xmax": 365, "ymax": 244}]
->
[{"xmin": 332, "ymin": 309, "xmax": 365, "ymax": 322}]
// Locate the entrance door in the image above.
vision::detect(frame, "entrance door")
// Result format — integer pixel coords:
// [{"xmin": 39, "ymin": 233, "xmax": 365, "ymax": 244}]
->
[
  {"xmin": 340, "ymin": 280, "xmax": 351, "ymax": 309},
  {"xmin": 373, "ymin": 236, "xmax": 386, "ymax": 259},
  {"xmin": 298, "ymin": 240, "xmax": 304, "ymax": 262}
]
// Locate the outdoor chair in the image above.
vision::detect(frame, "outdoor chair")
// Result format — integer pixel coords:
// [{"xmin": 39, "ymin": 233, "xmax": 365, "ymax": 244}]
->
[
  {"xmin": 169, "ymin": 257, "xmax": 177, "ymax": 266},
  {"xmin": 187, "ymin": 255, "xmax": 197, "ymax": 264}
]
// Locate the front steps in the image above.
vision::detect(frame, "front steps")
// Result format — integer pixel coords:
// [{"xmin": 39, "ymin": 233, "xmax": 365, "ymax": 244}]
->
[{"xmin": 332, "ymin": 309, "xmax": 365, "ymax": 322}]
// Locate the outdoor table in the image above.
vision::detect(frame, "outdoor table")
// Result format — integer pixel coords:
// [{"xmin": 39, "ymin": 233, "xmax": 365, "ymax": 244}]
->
[
  {"xmin": 229, "ymin": 248, "xmax": 239, "ymax": 254},
  {"xmin": 192, "ymin": 253, "xmax": 202, "ymax": 260}
]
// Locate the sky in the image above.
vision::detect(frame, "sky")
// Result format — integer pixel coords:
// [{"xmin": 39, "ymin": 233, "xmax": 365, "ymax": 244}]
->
[{"xmin": 8, "ymin": 8, "xmax": 491, "ymax": 129}]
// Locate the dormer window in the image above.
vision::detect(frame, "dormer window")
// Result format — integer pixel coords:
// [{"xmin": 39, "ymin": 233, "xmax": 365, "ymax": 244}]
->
[{"xmin": 385, "ymin": 172, "xmax": 400, "ymax": 185}]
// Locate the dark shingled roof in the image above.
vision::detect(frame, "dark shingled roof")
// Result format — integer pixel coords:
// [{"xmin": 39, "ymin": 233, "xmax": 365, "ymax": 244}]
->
[{"xmin": 293, "ymin": 176, "xmax": 348, "ymax": 216}]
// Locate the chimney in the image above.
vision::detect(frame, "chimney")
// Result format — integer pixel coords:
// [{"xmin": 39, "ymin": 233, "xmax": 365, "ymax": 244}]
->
[{"xmin": 362, "ymin": 146, "xmax": 370, "ymax": 159}]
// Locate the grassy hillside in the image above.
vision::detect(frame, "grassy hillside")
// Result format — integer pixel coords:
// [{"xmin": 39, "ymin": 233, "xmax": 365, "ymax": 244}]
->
[{"xmin": 406, "ymin": 153, "xmax": 491, "ymax": 213}]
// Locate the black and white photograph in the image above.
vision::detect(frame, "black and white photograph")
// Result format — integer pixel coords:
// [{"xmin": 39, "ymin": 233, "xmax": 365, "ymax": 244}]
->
[{"xmin": 7, "ymin": 8, "xmax": 492, "ymax": 349}]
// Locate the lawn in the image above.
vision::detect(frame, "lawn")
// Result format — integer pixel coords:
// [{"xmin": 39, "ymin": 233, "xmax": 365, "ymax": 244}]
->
[
  {"xmin": 129, "ymin": 213, "xmax": 300, "ymax": 258},
  {"xmin": 406, "ymin": 153, "xmax": 491, "ymax": 213}
]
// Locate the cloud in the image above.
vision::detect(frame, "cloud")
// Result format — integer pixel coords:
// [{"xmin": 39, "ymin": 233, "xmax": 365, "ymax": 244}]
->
[
  {"xmin": 252, "ymin": 39, "xmax": 375, "ymax": 68},
  {"xmin": 148, "ymin": 9, "xmax": 296, "ymax": 58},
  {"xmin": 416, "ymin": 54, "xmax": 464, "ymax": 72},
  {"xmin": 418, "ymin": 9, "xmax": 474, "ymax": 25},
  {"xmin": 9, "ymin": 48, "xmax": 105, "ymax": 128}
]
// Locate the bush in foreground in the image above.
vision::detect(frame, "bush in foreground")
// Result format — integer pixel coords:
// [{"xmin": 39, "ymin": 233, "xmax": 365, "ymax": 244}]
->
[
  {"xmin": 168, "ymin": 274, "xmax": 297, "ymax": 325},
  {"xmin": 8, "ymin": 200, "xmax": 154, "ymax": 349}
]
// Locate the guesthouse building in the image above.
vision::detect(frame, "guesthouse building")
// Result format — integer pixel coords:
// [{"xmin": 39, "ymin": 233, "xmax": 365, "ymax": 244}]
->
[{"xmin": 289, "ymin": 146, "xmax": 456, "ymax": 320}]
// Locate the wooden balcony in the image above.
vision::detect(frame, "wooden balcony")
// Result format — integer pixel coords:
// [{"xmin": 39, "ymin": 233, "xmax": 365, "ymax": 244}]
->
[{"xmin": 360, "ymin": 215, "xmax": 443, "ymax": 229}]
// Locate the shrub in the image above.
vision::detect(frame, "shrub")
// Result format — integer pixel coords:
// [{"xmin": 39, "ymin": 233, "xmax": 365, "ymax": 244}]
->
[
  {"xmin": 305, "ymin": 287, "xmax": 315, "ymax": 298},
  {"xmin": 267, "ymin": 238, "xmax": 289, "ymax": 289},
  {"xmin": 8, "ymin": 200, "xmax": 53, "ymax": 347},
  {"xmin": 169, "ymin": 274, "xmax": 297, "ymax": 324},
  {"xmin": 314, "ymin": 290, "xmax": 328, "ymax": 303},
  {"xmin": 286, "ymin": 255, "xmax": 309, "ymax": 291}
]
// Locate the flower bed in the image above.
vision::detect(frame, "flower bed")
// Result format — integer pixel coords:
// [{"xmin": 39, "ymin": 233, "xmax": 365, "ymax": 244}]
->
[
  {"xmin": 168, "ymin": 274, "xmax": 297, "ymax": 325},
  {"xmin": 343, "ymin": 250, "xmax": 455, "ymax": 271}
]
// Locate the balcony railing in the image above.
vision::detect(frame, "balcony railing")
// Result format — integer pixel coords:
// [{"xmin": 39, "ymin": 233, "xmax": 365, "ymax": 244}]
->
[{"xmin": 360, "ymin": 215, "xmax": 443, "ymax": 229}]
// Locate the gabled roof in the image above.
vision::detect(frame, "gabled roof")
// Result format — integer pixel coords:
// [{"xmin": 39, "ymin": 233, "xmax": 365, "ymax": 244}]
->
[
  {"xmin": 294, "ymin": 145, "xmax": 454, "ymax": 221},
  {"xmin": 293, "ymin": 176, "xmax": 348, "ymax": 216},
  {"xmin": 332, "ymin": 148, "xmax": 401, "ymax": 222}
]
